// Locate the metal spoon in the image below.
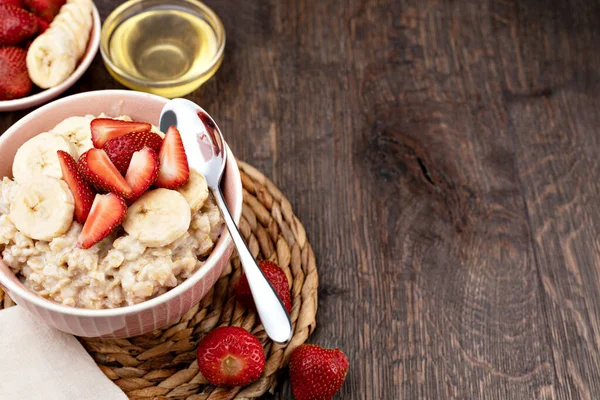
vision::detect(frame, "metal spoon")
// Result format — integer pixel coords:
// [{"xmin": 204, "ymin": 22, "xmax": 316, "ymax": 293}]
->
[{"xmin": 159, "ymin": 99, "xmax": 293, "ymax": 344}]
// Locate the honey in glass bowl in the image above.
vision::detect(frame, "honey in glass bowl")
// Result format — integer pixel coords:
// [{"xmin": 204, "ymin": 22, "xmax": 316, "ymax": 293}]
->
[{"xmin": 101, "ymin": 0, "xmax": 225, "ymax": 98}]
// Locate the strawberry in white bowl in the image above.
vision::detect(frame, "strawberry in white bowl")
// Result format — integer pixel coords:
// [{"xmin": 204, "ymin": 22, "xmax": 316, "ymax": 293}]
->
[{"xmin": 0, "ymin": 0, "xmax": 101, "ymax": 111}]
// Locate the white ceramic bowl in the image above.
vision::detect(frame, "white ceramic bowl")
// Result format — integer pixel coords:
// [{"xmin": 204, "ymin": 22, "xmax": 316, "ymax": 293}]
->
[
  {"xmin": 0, "ymin": 5, "xmax": 101, "ymax": 112},
  {"xmin": 0, "ymin": 90, "xmax": 242, "ymax": 338}
]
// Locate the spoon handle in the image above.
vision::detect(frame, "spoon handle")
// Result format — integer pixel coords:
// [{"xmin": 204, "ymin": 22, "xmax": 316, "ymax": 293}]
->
[{"xmin": 212, "ymin": 188, "xmax": 293, "ymax": 344}]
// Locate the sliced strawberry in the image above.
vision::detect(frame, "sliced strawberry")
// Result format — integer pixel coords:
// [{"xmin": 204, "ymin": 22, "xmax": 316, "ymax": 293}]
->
[
  {"xmin": 155, "ymin": 126, "xmax": 189, "ymax": 189},
  {"xmin": 77, "ymin": 193, "xmax": 127, "ymax": 249},
  {"xmin": 78, "ymin": 148, "xmax": 133, "ymax": 198},
  {"xmin": 125, "ymin": 147, "xmax": 159, "ymax": 202},
  {"xmin": 196, "ymin": 326, "xmax": 265, "ymax": 386},
  {"xmin": 57, "ymin": 150, "xmax": 95, "ymax": 223},
  {"xmin": 103, "ymin": 131, "xmax": 163, "ymax": 175},
  {"xmin": 90, "ymin": 118, "xmax": 152, "ymax": 148}
]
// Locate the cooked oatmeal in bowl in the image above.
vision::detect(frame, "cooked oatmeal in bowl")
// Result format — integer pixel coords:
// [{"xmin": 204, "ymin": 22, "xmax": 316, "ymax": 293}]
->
[
  {"xmin": 0, "ymin": 181, "xmax": 224, "ymax": 309},
  {"xmin": 0, "ymin": 113, "xmax": 225, "ymax": 310},
  {"xmin": 0, "ymin": 90, "xmax": 242, "ymax": 338}
]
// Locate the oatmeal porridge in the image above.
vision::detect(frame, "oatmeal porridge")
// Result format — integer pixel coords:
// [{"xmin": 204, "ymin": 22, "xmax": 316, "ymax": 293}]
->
[{"xmin": 0, "ymin": 115, "xmax": 224, "ymax": 309}]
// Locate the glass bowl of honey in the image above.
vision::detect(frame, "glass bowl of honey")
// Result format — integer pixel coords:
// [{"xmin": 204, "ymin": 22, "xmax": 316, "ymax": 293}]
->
[{"xmin": 100, "ymin": 0, "xmax": 225, "ymax": 98}]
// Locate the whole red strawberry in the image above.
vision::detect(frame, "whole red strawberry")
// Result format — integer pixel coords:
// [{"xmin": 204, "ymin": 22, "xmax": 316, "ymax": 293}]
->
[
  {"xmin": 0, "ymin": 0, "xmax": 23, "ymax": 8},
  {"xmin": 196, "ymin": 326, "xmax": 265, "ymax": 386},
  {"xmin": 34, "ymin": 14, "xmax": 48, "ymax": 33},
  {"xmin": 102, "ymin": 131, "xmax": 163, "ymax": 175},
  {"xmin": 0, "ymin": 47, "xmax": 31, "ymax": 100},
  {"xmin": 23, "ymin": 0, "xmax": 65, "ymax": 22},
  {"xmin": 235, "ymin": 260, "xmax": 292, "ymax": 313},
  {"xmin": 289, "ymin": 345, "xmax": 349, "ymax": 400},
  {"xmin": 0, "ymin": 4, "xmax": 38, "ymax": 46}
]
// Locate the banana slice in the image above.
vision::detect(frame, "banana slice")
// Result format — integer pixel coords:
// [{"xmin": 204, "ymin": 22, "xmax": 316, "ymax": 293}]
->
[
  {"xmin": 97, "ymin": 113, "xmax": 132, "ymax": 121},
  {"xmin": 9, "ymin": 176, "xmax": 75, "ymax": 241},
  {"xmin": 67, "ymin": 0, "xmax": 93, "ymax": 10},
  {"xmin": 51, "ymin": 1, "xmax": 93, "ymax": 59},
  {"xmin": 51, "ymin": 115, "xmax": 95, "ymax": 157},
  {"xmin": 26, "ymin": 26, "xmax": 78, "ymax": 89},
  {"xmin": 177, "ymin": 169, "xmax": 209, "ymax": 214},
  {"xmin": 63, "ymin": 0, "xmax": 93, "ymax": 27},
  {"xmin": 123, "ymin": 189, "xmax": 191, "ymax": 247},
  {"xmin": 51, "ymin": 13, "xmax": 87, "ymax": 59},
  {"xmin": 12, "ymin": 132, "xmax": 78, "ymax": 183}
]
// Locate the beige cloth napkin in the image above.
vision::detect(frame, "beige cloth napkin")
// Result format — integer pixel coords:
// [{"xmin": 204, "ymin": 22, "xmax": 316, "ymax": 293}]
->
[{"xmin": 0, "ymin": 306, "xmax": 128, "ymax": 400}]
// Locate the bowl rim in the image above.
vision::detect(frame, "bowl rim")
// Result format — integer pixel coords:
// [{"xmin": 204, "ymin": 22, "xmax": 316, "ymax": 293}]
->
[
  {"xmin": 0, "ymin": 4, "xmax": 102, "ymax": 112},
  {"xmin": 100, "ymin": 0, "xmax": 226, "ymax": 88},
  {"xmin": 0, "ymin": 89, "xmax": 241, "ymax": 317}
]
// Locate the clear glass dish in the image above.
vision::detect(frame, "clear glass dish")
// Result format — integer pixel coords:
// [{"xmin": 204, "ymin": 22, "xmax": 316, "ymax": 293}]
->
[{"xmin": 101, "ymin": 0, "xmax": 225, "ymax": 98}]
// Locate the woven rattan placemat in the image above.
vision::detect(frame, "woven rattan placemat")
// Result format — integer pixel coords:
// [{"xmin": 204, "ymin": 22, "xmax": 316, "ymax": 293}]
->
[{"xmin": 0, "ymin": 161, "xmax": 319, "ymax": 399}]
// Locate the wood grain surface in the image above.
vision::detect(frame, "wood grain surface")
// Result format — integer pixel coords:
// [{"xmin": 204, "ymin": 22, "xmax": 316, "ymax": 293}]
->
[{"xmin": 2, "ymin": 0, "xmax": 600, "ymax": 398}]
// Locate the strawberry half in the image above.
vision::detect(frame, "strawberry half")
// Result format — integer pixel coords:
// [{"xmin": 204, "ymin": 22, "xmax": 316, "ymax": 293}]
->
[
  {"xmin": 155, "ymin": 126, "xmax": 189, "ymax": 189},
  {"xmin": 196, "ymin": 326, "xmax": 265, "ymax": 386},
  {"xmin": 78, "ymin": 148, "xmax": 133, "ymax": 198},
  {"xmin": 103, "ymin": 131, "xmax": 163, "ymax": 175},
  {"xmin": 289, "ymin": 345, "xmax": 349, "ymax": 400},
  {"xmin": 77, "ymin": 193, "xmax": 127, "ymax": 249},
  {"xmin": 125, "ymin": 147, "xmax": 159, "ymax": 202},
  {"xmin": 236, "ymin": 260, "xmax": 292, "ymax": 313},
  {"xmin": 90, "ymin": 118, "xmax": 152, "ymax": 148},
  {"xmin": 0, "ymin": 46, "xmax": 31, "ymax": 100},
  {"xmin": 23, "ymin": 0, "xmax": 65, "ymax": 22},
  {"xmin": 57, "ymin": 150, "xmax": 95, "ymax": 223},
  {"xmin": 0, "ymin": 4, "xmax": 37, "ymax": 46}
]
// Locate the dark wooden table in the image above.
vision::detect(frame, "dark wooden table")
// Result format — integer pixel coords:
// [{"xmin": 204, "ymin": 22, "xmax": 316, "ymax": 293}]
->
[{"xmin": 3, "ymin": 0, "xmax": 600, "ymax": 398}]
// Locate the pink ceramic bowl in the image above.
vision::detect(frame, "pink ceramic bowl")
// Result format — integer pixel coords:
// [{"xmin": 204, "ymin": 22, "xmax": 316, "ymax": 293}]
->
[{"xmin": 0, "ymin": 90, "xmax": 242, "ymax": 338}]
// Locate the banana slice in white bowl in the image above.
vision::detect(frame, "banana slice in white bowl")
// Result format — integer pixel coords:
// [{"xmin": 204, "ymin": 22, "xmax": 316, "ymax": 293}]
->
[
  {"xmin": 0, "ymin": 1, "xmax": 100, "ymax": 112},
  {"xmin": 27, "ymin": 27, "xmax": 78, "ymax": 89},
  {"xmin": 50, "ymin": 0, "xmax": 94, "ymax": 60}
]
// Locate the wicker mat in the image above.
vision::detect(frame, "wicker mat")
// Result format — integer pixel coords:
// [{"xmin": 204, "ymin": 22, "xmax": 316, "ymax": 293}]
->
[{"xmin": 0, "ymin": 161, "xmax": 319, "ymax": 400}]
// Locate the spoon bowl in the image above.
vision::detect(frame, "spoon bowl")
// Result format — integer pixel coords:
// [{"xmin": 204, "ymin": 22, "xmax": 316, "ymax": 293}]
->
[{"xmin": 159, "ymin": 99, "xmax": 226, "ymax": 188}]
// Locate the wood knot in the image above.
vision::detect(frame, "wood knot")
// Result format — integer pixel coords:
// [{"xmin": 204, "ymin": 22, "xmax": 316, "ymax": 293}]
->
[
  {"xmin": 319, "ymin": 284, "xmax": 348, "ymax": 301},
  {"xmin": 358, "ymin": 112, "xmax": 475, "ymax": 233}
]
